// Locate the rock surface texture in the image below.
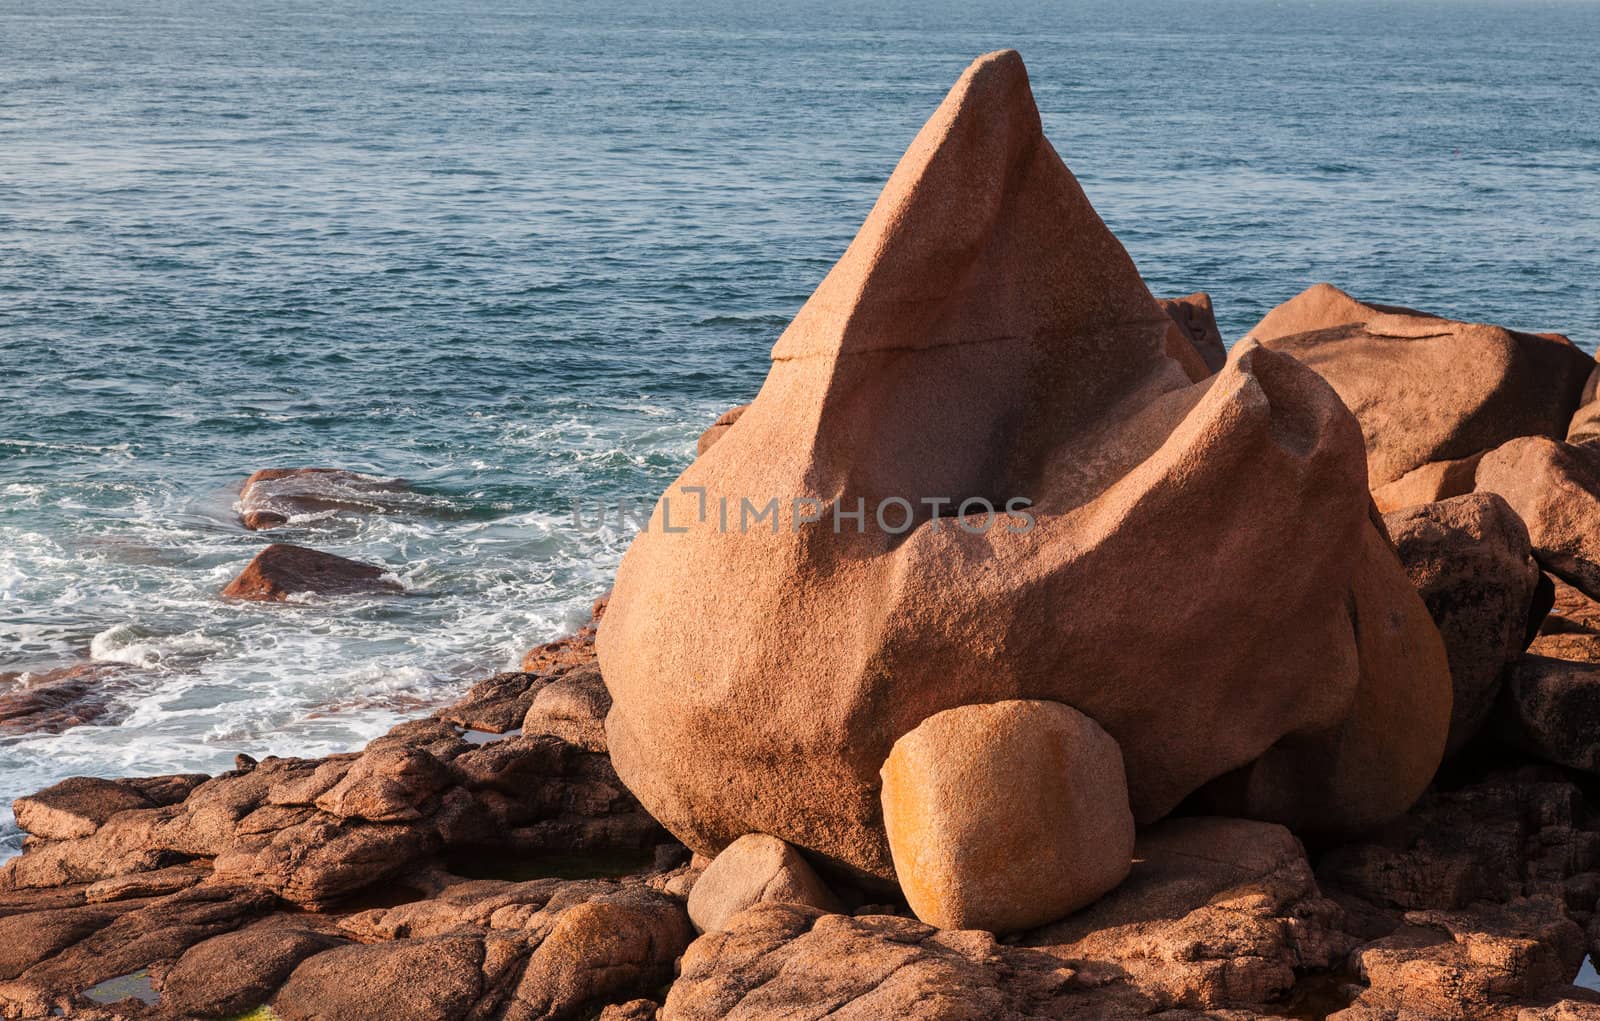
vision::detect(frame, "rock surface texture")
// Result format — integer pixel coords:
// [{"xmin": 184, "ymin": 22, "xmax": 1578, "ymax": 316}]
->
[
  {"xmin": 598, "ymin": 48, "xmax": 1452, "ymax": 892},
  {"xmin": 1247, "ymin": 283, "xmax": 1592, "ymax": 492}
]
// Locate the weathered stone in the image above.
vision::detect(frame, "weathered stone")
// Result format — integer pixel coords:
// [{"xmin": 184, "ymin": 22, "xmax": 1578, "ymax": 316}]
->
[
  {"xmin": 13, "ymin": 777, "xmax": 159, "ymax": 840},
  {"xmin": 507, "ymin": 889, "xmax": 692, "ymax": 1021},
  {"xmin": 687, "ymin": 833, "xmax": 840, "ymax": 934},
  {"xmin": 221, "ymin": 543, "xmax": 403, "ymax": 601},
  {"xmin": 1317, "ymin": 776, "xmax": 1599, "ymax": 916},
  {"xmin": 0, "ymin": 901, "xmax": 142, "ymax": 981},
  {"xmin": 0, "ymin": 662, "xmax": 130, "ymax": 735},
  {"xmin": 437, "ymin": 671, "xmax": 547, "ymax": 734},
  {"xmin": 599, "ymin": 49, "xmax": 1451, "ymax": 884},
  {"xmin": 1384, "ymin": 493, "xmax": 1541, "ymax": 754},
  {"xmin": 1028, "ymin": 816, "xmax": 1346, "ymax": 1010},
  {"xmin": 523, "ymin": 665, "xmax": 609, "ymax": 753},
  {"xmin": 212, "ymin": 816, "xmax": 437, "ymax": 907},
  {"xmin": 1501, "ymin": 655, "xmax": 1600, "ymax": 774},
  {"xmin": 663, "ymin": 902, "xmax": 1201, "ymax": 1021},
  {"xmin": 163, "ymin": 924, "xmax": 344, "ymax": 1019},
  {"xmin": 881, "ymin": 700, "xmax": 1134, "ymax": 931},
  {"xmin": 1371, "ymin": 452, "xmax": 1485, "ymax": 513},
  {"xmin": 0, "ymin": 883, "xmax": 275, "ymax": 1008},
  {"xmin": 520, "ymin": 598, "xmax": 607, "ymax": 675},
  {"xmin": 272, "ymin": 934, "xmax": 486, "ymax": 1021},
  {"xmin": 313, "ymin": 746, "xmax": 451, "ymax": 823},
  {"xmin": 84, "ymin": 865, "xmax": 207, "ymax": 904},
  {"xmin": 1567, "ymin": 363, "xmax": 1600, "ymax": 447},
  {"xmin": 1479, "ymin": 437, "xmax": 1600, "ymax": 602},
  {"xmin": 1247, "ymin": 283, "xmax": 1591, "ymax": 489},
  {"xmin": 1347, "ymin": 896, "xmax": 1585, "ymax": 1020}
]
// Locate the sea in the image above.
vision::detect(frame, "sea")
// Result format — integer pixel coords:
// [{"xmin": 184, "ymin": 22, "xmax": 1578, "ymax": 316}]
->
[{"xmin": 2, "ymin": 0, "xmax": 1598, "ymax": 857}]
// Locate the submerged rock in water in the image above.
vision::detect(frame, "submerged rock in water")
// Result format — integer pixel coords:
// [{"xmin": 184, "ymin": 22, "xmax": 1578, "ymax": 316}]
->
[
  {"xmin": 220, "ymin": 543, "xmax": 403, "ymax": 602},
  {"xmin": 598, "ymin": 49, "xmax": 1450, "ymax": 901},
  {"xmin": 1246, "ymin": 283, "xmax": 1592, "ymax": 491},
  {"xmin": 0, "ymin": 663, "xmax": 129, "ymax": 735},
  {"xmin": 236, "ymin": 467, "xmax": 413, "ymax": 530}
]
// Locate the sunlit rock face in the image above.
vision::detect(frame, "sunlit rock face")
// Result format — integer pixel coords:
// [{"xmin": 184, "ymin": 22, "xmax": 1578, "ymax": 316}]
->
[{"xmin": 597, "ymin": 49, "xmax": 1451, "ymax": 884}]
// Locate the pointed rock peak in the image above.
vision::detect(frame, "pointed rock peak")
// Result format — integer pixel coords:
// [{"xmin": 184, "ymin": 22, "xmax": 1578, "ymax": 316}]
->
[{"xmin": 772, "ymin": 50, "xmax": 1176, "ymax": 375}]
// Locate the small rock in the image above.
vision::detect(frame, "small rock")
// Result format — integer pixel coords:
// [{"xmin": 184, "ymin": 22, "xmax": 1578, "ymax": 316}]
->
[
  {"xmin": 687, "ymin": 834, "xmax": 840, "ymax": 934},
  {"xmin": 0, "ymin": 662, "xmax": 128, "ymax": 735},
  {"xmin": 880, "ymin": 700, "xmax": 1134, "ymax": 932},
  {"xmin": 437, "ymin": 671, "xmax": 547, "ymax": 734},
  {"xmin": 221, "ymin": 543, "xmax": 403, "ymax": 602},
  {"xmin": 1371, "ymin": 452, "xmax": 1486, "ymax": 512},
  {"xmin": 313, "ymin": 745, "xmax": 451, "ymax": 823}
]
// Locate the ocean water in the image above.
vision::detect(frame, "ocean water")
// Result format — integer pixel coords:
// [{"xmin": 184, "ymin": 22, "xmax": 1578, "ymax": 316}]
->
[{"xmin": 2, "ymin": 0, "xmax": 1597, "ymax": 857}]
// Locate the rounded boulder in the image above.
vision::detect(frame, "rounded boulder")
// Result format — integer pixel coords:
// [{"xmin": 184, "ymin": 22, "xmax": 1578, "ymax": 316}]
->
[{"xmin": 880, "ymin": 700, "xmax": 1134, "ymax": 932}]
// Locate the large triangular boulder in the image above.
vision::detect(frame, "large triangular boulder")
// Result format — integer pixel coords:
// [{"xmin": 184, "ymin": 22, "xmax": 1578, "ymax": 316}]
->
[
  {"xmin": 1245, "ymin": 283, "xmax": 1592, "ymax": 501},
  {"xmin": 597, "ymin": 51, "xmax": 1451, "ymax": 887}
]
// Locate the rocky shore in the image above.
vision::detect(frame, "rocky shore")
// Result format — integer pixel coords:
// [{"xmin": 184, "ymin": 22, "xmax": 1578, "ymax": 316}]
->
[
  {"xmin": 6, "ymin": 600, "xmax": 1600, "ymax": 1021},
  {"xmin": 6, "ymin": 47, "xmax": 1600, "ymax": 1021}
]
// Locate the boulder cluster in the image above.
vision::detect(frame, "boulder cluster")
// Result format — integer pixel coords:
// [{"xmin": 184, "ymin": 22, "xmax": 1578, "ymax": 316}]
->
[
  {"xmin": 7, "ymin": 599, "xmax": 1600, "ymax": 1019},
  {"xmin": 5, "ymin": 47, "xmax": 1600, "ymax": 1021}
]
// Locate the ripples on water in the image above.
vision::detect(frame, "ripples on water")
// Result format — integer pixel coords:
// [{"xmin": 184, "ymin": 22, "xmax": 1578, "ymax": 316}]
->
[{"xmin": 1, "ymin": 0, "xmax": 1597, "ymax": 855}]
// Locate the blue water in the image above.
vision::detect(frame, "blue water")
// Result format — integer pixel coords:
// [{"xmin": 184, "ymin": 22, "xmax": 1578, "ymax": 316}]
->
[{"xmin": 2, "ymin": 0, "xmax": 1598, "ymax": 856}]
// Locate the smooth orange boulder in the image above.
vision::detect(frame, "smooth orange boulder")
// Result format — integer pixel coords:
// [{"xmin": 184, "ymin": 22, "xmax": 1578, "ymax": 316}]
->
[
  {"xmin": 1247, "ymin": 284, "xmax": 1592, "ymax": 490},
  {"xmin": 597, "ymin": 51, "xmax": 1451, "ymax": 887}
]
